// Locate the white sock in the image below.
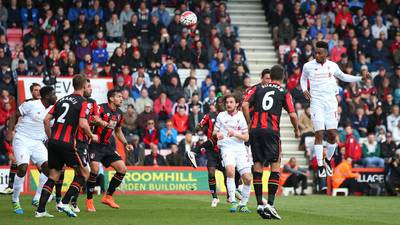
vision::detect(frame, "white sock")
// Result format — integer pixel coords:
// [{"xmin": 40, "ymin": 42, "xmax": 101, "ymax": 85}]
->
[
  {"xmin": 239, "ymin": 184, "xmax": 251, "ymax": 206},
  {"xmin": 226, "ymin": 177, "xmax": 236, "ymax": 203},
  {"xmin": 326, "ymin": 143, "xmax": 337, "ymax": 161},
  {"xmin": 237, "ymin": 184, "xmax": 243, "ymax": 192},
  {"xmin": 33, "ymin": 173, "xmax": 48, "ymax": 201},
  {"xmin": 315, "ymin": 144, "xmax": 324, "ymax": 167},
  {"xmin": 12, "ymin": 175, "xmax": 25, "ymax": 203}
]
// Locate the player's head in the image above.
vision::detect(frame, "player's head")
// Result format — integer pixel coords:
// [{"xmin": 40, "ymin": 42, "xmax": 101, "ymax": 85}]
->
[
  {"xmin": 107, "ymin": 89, "xmax": 123, "ymax": 107},
  {"xmin": 315, "ymin": 41, "xmax": 329, "ymax": 63},
  {"xmin": 40, "ymin": 86, "xmax": 57, "ymax": 105},
  {"xmin": 83, "ymin": 79, "xmax": 92, "ymax": 98},
  {"xmin": 72, "ymin": 74, "xmax": 88, "ymax": 91},
  {"xmin": 261, "ymin": 68, "xmax": 271, "ymax": 85},
  {"xmin": 216, "ymin": 96, "xmax": 224, "ymax": 112},
  {"xmin": 223, "ymin": 94, "xmax": 239, "ymax": 114},
  {"xmin": 30, "ymin": 83, "xmax": 41, "ymax": 100},
  {"xmin": 270, "ymin": 65, "xmax": 285, "ymax": 82}
]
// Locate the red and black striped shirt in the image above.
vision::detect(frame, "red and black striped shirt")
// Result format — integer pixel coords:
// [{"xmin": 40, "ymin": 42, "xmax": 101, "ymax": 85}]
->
[
  {"xmin": 198, "ymin": 112, "xmax": 219, "ymax": 152},
  {"xmin": 244, "ymin": 82, "xmax": 295, "ymax": 136},
  {"xmin": 49, "ymin": 94, "xmax": 89, "ymax": 145},
  {"xmin": 76, "ymin": 98, "xmax": 99, "ymax": 143},
  {"xmin": 93, "ymin": 103, "xmax": 123, "ymax": 145}
]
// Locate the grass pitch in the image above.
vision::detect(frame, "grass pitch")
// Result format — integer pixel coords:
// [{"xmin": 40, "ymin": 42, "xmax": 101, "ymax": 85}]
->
[{"xmin": 1, "ymin": 194, "xmax": 399, "ymax": 225}]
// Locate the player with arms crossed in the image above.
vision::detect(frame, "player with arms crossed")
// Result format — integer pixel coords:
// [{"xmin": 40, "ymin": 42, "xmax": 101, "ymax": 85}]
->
[
  {"xmin": 300, "ymin": 41, "xmax": 368, "ymax": 191},
  {"xmin": 213, "ymin": 94, "xmax": 252, "ymax": 213},
  {"xmin": 5, "ymin": 86, "xmax": 56, "ymax": 214},
  {"xmin": 85, "ymin": 89, "xmax": 133, "ymax": 212},
  {"xmin": 35, "ymin": 75, "xmax": 98, "ymax": 218},
  {"xmin": 243, "ymin": 65, "xmax": 300, "ymax": 220},
  {"xmin": 1, "ymin": 83, "xmax": 42, "ymax": 195}
]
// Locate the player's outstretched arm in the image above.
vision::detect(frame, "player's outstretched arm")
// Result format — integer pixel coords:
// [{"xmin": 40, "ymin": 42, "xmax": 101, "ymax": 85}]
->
[{"xmin": 44, "ymin": 113, "xmax": 53, "ymax": 139}]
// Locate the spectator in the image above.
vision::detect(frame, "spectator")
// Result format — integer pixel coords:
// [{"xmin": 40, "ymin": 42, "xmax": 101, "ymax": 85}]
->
[
  {"xmin": 7, "ymin": 0, "xmax": 20, "ymax": 28},
  {"xmin": 160, "ymin": 119, "xmax": 178, "ymax": 149},
  {"xmin": 188, "ymin": 105, "xmax": 204, "ymax": 134},
  {"xmin": 132, "ymin": 63, "xmax": 151, "ymax": 88},
  {"xmin": 188, "ymin": 93, "xmax": 203, "ymax": 113},
  {"xmin": 370, "ymin": 40, "xmax": 391, "ymax": 70},
  {"xmin": 371, "ymin": 16, "xmax": 387, "ymax": 39},
  {"xmin": 332, "ymin": 157, "xmax": 362, "ymax": 195},
  {"xmin": 172, "ymin": 106, "xmax": 189, "ymax": 135},
  {"xmin": 278, "ymin": 18, "xmax": 295, "ymax": 45},
  {"xmin": 106, "ymin": 13, "xmax": 124, "ymax": 43},
  {"xmin": 67, "ymin": 0, "xmax": 87, "ymax": 22},
  {"xmin": 124, "ymin": 14, "xmax": 140, "ymax": 40},
  {"xmin": 392, "ymin": 121, "xmax": 400, "ymax": 144},
  {"xmin": 166, "ymin": 76, "xmax": 184, "ymax": 103},
  {"xmin": 153, "ymin": 91, "xmax": 172, "ymax": 122},
  {"xmin": 20, "ymin": 0, "xmax": 39, "ymax": 28},
  {"xmin": 121, "ymin": 104, "xmax": 137, "ymax": 136},
  {"xmin": 92, "ymin": 39, "xmax": 109, "ymax": 66},
  {"xmin": 351, "ymin": 107, "xmax": 369, "ymax": 137},
  {"xmin": 211, "ymin": 62, "xmax": 229, "ymax": 88},
  {"xmin": 142, "ymin": 119, "xmax": 159, "ymax": 148},
  {"xmin": 137, "ymin": 103, "xmax": 158, "ymax": 132},
  {"xmin": 144, "ymin": 144, "xmax": 166, "ymax": 166},
  {"xmin": 151, "ymin": 2, "xmax": 171, "ymax": 27},
  {"xmin": 270, "ymin": 2, "xmax": 286, "ymax": 46},
  {"xmin": 148, "ymin": 75, "xmax": 165, "ymax": 101},
  {"xmin": 283, "ymin": 157, "xmax": 308, "ymax": 195},
  {"xmin": 146, "ymin": 42, "xmax": 162, "ymax": 71},
  {"xmin": 87, "ymin": 0, "xmax": 104, "ymax": 21},
  {"xmin": 342, "ymin": 124, "xmax": 362, "ymax": 164},
  {"xmin": 184, "ymin": 77, "xmax": 201, "ymax": 101},
  {"xmin": 178, "ymin": 131, "xmax": 195, "ymax": 165},
  {"xmin": 120, "ymin": 3, "xmax": 134, "ymax": 26},
  {"xmin": 387, "ymin": 150, "xmax": 400, "ymax": 195},
  {"xmin": 381, "ymin": 132, "xmax": 398, "ymax": 161},
  {"xmin": 362, "ymin": 133, "xmax": 384, "ymax": 168},
  {"xmin": 166, "ymin": 144, "xmax": 183, "ymax": 166},
  {"xmin": 387, "ymin": 105, "xmax": 400, "ymax": 133},
  {"xmin": 0, "ymin": 73, "xmax": 16, "ymax": 98},
  {"xmin": 125, "ymin": 134, "xmax": 145, "ymax": 166},
  {"xmin": 173, "ymin": 38, "xmax": 193, "ymax": 69},
  {"xmin": 330, "ymin": 40, "xmax": 347, "ymax": 63},
  {"xmin": 368, "ymin": 105, "xmax": 387, "ymax": 133},
  {"xmin": 172, "ymin": 96, "xmax": 189, "ymax": 115}
]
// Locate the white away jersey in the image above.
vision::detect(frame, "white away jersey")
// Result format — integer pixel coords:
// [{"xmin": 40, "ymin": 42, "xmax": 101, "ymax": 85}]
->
[
  {"xmin": 214, "ymin": 111, "xmax": 248, "ymax": 148},
  {"xmin": 301, "ymin": 59, "xmax": 361, "ymax": 101},
  {"xmin": 15, "ymin": 100, "xmax": 52, "ymax": 141}
]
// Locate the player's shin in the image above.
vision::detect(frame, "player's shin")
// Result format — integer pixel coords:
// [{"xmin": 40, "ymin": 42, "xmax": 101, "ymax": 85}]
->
[
  {"xmin": 252, "ymin": 171, "xmax": 264, "ymax": 206},
  {"xmin": 239, "ymin": 182, "xmax": 251, "ymax": 206},
  {"xmin": 226, "ymin": 177, "xmax": 236, "ymax": 203},
  {"xmin": 62, "ymin": 175, "xmax": 84, "ymax": 204},
  {"xmin": 208, "ymin": 175, "xmax": 217, "ymax": 198},
  {"xmin": 267, "ymin": 172, "xmax": 280, "ymax": 206},
  {"xmin": 314, "ymin": 144, "xmax": 324, "ymax": 167},
  {"xmin": 8, "ymin": 163, "xmax": 17, "ymax": 189},
  {"xmin": 326, "ymin": 143, "xmax": 337, "ymax": 161},
  {"xmin": 55, "ymin": 170, "xmax": 65, "ymax": 203},
  {"xmin": 33, "ymin": 172, "xmax": 48, "ymax": 202},
  {"xmin": 86, "ymin": 172, "xmax": 97, "ymax": 199},
  {"xmin": 106, "ymin": 172, "xmax": 125, "ymax": 196},
  {"xmin": 12, "ymin": 175, "xmax": 25, "ymax": 203},
  {"xmin": 37, "ymin": 179, "xmax": 55, "ymax": 213}
]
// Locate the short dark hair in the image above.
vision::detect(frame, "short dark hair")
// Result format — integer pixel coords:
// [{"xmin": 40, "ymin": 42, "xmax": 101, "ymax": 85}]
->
[
  {"xmin": 40, "ymin": 86, "xmax": 54, "ymax": 99},
  {"xmin": 223, "ymin": 93, "xmax": 239, "ymax": 104},
  {"xmin": 107, "ymin": 89, "xmax": 122, "ymax": 102},
  {"xmin": 72, "ymin": 74, "xmax": 87, "ymax": 90},
  {"xmin": 270, "ymin": 65, "xmax": 285, "ymax": 81},
  {"xmin": 30, "ymin": 83, "xmax": 41, "ymax": 92},
  {"xmin": 261, "ymin": 68, "xmax": 270, "ymax": 78},
  {"xmin": 316, "ymin": 41, "xmax": 329, "ymax": 50}
]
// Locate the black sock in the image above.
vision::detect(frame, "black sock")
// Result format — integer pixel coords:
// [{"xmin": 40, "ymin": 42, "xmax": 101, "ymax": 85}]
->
[
  {"xmin": 208, "ymin": 175, "xmax": 217, "ymax": 198},
  {"xmin": 55, "ymin": 170, "xmax": 65, "ymax": 202},
  {"xmin": 234, "ymin": 170, "xmax": 241, "ymax": 189},
  {"xmin": 86, "ymin": 173, "xmax": 97, "ymax": 199},
  {"xmin": 37, "ymin": 179, "xmax": 55, "ymax": 213},
  {"xmin": 223, "ymin": 171, "xmax": 229, "ymax": 199},
  {"xmin": 106, "ymin": 172, "xmax": 125, "ymax": 196},
  {"xmin": 62, "ymin": 175, "xmax": 84, "ymax": 204},
  {"xmin": 253, "ymin": 172, "xmax": 264, "ymax": 205},
  {"xmin": 268, "ymin": 172, "xmax": 280, "ymax": 206},
  {"xmin": 8, "ymin": 163, "xmax": 17, "ymax": 188}
]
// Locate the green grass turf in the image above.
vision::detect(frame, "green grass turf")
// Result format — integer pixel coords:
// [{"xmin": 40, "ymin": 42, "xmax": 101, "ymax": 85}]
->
[{"xmin": 1, "ymin": 194, "xmax": 399, "ymax": 225}]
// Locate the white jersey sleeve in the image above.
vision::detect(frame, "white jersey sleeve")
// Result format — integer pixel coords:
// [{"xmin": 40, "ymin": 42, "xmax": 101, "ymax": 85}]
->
[
  {"xmin": 333, "ymin": 63, "xmax": 362, "ymax": 83},
  {"xmin": 214, "ymin": 113, "xmax": 221, "ymax": 133},
  {"xmin": 300, "ymin": 64, "xmax": 310, "ymax": 92},
  {"xmin": 238, "ymin": 111, "xmax": 248, "ymax": 134},
  {"xmin": 18, "ymin": 101, "xmax": 32, "ymax": 116}
]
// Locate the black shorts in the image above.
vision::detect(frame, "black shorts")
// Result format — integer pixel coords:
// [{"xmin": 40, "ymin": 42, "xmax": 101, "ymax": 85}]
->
[
  {"xmin": 48, "ymin": 140, "xmax": 86, "ymax": 170},
  {"xmin": 89, "ymin": 143, "xmax": 122, "ymax": 168},
  {"xmin": 76, "ymin": 141, "xmax": 90, "ymax": 167},
  {"xmin": 250, "ymin": 129, "xmax": 281, "ymax": 163},
  {"xmin": 198, "ymin": 140, "xmax": 223, "ymax": 170}
]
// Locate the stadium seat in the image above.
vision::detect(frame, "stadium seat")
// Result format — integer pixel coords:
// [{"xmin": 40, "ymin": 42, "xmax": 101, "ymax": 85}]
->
[
  {"xmin": 282, "ymin": 187, "xmax": 295, "ymax": 196},
  {"xmin": 6, "ymin": 28, "xmax": 23, "ymax": 50},
  {"xmin": 332, "ymin": 188, "xmax": 348, "ymax": 196}
]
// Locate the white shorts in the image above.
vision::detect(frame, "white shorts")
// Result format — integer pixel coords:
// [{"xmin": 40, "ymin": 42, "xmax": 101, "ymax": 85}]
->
[
  {"xmin": 310, "ymin": 99, "xmax": 339, "ymax": 131},
  {"xmin": 220, "ymin": 145, "xmax": 252, "ymax": 175},
  {"xmin": 12, "ymin": 133, "xmax": 48, "ymax": 166}
]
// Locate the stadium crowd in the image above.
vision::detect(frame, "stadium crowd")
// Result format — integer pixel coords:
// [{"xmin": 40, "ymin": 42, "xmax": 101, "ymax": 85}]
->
[
  {"xmin": 0, "ymin": 0, "xmax": 251, "ymax": 167},
  {"xmin": 263, "ymin": 0, "xmax": 400, "ymax": 194}
]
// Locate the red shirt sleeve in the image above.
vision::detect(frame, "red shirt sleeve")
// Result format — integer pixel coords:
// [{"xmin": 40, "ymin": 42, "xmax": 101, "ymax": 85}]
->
[
  {"xmin": 117, "ymin": 114, "xmax": 123, "ymax": 128},
  {"xmin": 284, "ymin": 92, "xmax": 295, "ymax": 113},
  {"xmin": 48, "ymin": 104, "xmax": 56, "ymax": 115},
  {"xmin": 199, "ymin": 114, "xmax": 209, "ymax": 128},
  {"xmin": 244, "ymin": 85, "xmax": 257, "ymax": 104},
  {"xmin": 79, "ymin": 101, "xmax": 89, "ymax": 118},
  {"xmin": 92, "ymin": 101, "xmax": 99, "ymax": 117}
]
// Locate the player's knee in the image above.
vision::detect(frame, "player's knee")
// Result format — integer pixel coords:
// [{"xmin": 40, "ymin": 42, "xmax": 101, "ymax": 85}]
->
[
  {"xmin": 40, "ymin": 162, "xmax": 49, "ymax": 176},
  {"xmin": 327, "ymin": 130, "xmax": 337, "ymax": 142},
  {"xmin": 242, "ymin": 174, "xmax": 252, "ymax": 185},
  {"xmin": 17, "ymin": 164, "xmax": 28, "ymax": 177},
  {"xmin": 117, "ymin": 164, "xmax": 127, "ymax": 174},
  {"xmin": 252, "ymin": 162, "xmax": 264, "ymax": 173},
  {"xmin": 208, "ymin": 167, "xmax": 216, "ymax": 177}
]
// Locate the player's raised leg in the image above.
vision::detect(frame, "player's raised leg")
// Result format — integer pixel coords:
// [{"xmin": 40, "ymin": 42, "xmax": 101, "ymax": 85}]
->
[
  {"xmin": 325, "ymin": 129, "xmax": 338, "ymax": 176},
  {"xmin": 102, "ymin": 160, "xmax": 127, "ymax": 209}
]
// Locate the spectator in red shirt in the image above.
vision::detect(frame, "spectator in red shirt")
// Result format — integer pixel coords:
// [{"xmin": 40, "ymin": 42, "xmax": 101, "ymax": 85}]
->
[
  {"xmin": 287, "ymin": 66, "xmax": 301, "ymax": 92},
  {"xmin": 142, "ymin": 119, "xmax": 159, "ymax": 148},
  {"xmin": 153, "ymin": 91, "xmax": 173, "ymax": 121},
  {"xmin": 335, "ymin": 5, "xmax": 352, "ymax": 27},
  {"xmin": 172, "ymin": 106, "xmax": 189, "ymax": 134},
  {"xmin": 343, "ymin": 124, "xmax": 362, "ymax": 164},
  {"xmin": 330, "ymin": 40, "xmax": 347, "ymax": 62}
]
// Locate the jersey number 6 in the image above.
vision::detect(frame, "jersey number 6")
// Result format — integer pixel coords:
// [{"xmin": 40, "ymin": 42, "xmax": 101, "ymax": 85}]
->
[{"xmin": 262, "ymin": 91, "xmax": 275, "ymax": 111}]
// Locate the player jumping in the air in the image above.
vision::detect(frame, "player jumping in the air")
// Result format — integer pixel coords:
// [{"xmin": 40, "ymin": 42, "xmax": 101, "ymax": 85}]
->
[
  {"xmin": 0, "ymin": 83, "xmax": 42, "ymax": 195},
  {"xmin": 5, "ymin": 86, "xmax": 56, "ymax": 214},
  {"xmin": 36, "ymin": 75, "xmax": 98, "ymax": 218},
  {"xmin": 214, "ymin": 94, "xmax": 252, "ymax": 213},
  {"xmin": 85, "ymin": 89, "xmax": 133, "ymax": 212},
  {"xmin": 243, "ymin": 65, "xmax": 300, "ymax": 220},
  {"xmin": 300, "ymin": 41, "xmax": 368, "ymax": 191}
]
